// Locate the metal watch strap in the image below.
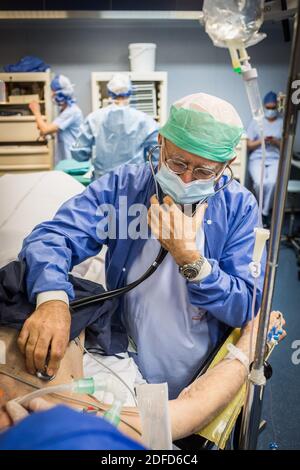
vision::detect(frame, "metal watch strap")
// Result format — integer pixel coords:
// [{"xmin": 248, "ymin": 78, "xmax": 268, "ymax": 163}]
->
[{"xmin": 179, "ymin": 256, "xmax": 206, "ymax": 280}]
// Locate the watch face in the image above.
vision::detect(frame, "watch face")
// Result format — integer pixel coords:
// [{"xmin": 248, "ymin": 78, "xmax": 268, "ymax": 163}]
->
[{"xmin": 183, "ymin": 267, "xmax": 199, "ymax": 280}]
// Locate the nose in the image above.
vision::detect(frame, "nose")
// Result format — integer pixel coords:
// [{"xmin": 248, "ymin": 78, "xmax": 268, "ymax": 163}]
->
[{"xmin": 180, "ymin": 170, "xmax": 194, "ymax": 184}]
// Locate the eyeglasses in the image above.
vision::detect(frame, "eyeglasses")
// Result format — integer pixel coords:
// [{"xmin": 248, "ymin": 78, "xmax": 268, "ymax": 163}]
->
[
  {"xmin": 161, "ymin": 139, "xmax": 227, "ymax": 180},
  {"xmin": 165, "ymin": 157, "xmax": 224, "ymax": 180}
]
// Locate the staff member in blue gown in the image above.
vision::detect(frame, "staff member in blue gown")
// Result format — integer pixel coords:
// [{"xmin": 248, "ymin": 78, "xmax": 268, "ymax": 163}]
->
[
  {"xmin": 29, "ymin": 74, "xmax": 83, "ymax": 163},
  {"xmin": 18, "ymin": 93, "xmax": 265, "ymax": 399},
  {"xmin": 247, "ymin": 91, "xmax": 283, "ymax": 226},
  {"xmin": 71, "ymin": 73, "xmax": 159, "ymax": 179}
]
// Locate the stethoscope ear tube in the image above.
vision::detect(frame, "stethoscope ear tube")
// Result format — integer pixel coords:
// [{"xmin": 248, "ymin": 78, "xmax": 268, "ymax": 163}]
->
[{"xmin": 71, "ymin": 146, "xmax": 168, "ymax": 311}]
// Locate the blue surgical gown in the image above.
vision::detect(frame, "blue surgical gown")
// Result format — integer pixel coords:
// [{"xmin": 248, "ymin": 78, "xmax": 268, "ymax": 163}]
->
[
  {"xmin": 19, "ymin": 163, "xmax": 264, "ymax": 398},
  {"xmin": 71, "ymin": 103, "xmax": 159, "ymax": 178},
  {"xmin": 53, "ymin": 103, "xmax": 84, "ymax": 163}
]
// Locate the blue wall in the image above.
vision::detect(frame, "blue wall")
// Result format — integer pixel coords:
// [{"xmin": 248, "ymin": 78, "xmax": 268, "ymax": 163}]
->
[{"xmin": 0, "ymin": 19, "xmax": 295, "ymax": 139}]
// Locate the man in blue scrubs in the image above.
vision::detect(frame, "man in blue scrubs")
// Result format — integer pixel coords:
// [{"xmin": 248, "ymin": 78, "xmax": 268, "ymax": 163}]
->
[
  {"xmin": 29, "ymin": 74, "xmax": 83, "ymax": 163},
  {"xmin": 19, "ymin": 93, "xmax": 264, "ymax": 399}
]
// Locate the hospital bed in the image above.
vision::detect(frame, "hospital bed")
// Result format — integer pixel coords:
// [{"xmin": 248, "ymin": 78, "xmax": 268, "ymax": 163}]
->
[{"xmin": 0, "ymin": 170, "xmax": 106, "ymax": 285}]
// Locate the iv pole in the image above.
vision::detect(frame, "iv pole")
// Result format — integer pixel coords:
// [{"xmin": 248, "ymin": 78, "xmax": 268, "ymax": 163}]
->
[{"xmin": 239, "ymin": 0, "xmax": 300, "ymax": 449}]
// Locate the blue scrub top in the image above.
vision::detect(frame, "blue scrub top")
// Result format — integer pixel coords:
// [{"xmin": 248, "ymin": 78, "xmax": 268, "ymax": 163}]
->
[
  {"xmin": 20, "ymin": 163, "xmax": 265, "ymax": 398},
  {"xmin": 247, "ymin": 116, "xmax": 283, "ymax": 161},
  {"xmin": 53, "ymin": 103, "xmax": 84, "ymax": 163}
]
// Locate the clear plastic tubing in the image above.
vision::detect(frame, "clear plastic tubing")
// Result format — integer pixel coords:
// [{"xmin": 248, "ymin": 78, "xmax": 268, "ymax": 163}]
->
[
  {"xmin": 104, "ymin": 399, "xmax": 124, "ymax": 426},
  {"xmin": 16, "ymin": 377, "xmax": 104, "ymax": 406},
  {"xmin": 243, "ymin": 68, "xmax": 264, "ymax": 122}
]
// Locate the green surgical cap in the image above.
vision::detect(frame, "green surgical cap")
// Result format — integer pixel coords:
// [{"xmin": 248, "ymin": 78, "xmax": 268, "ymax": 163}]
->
[{"xmin": 160, "ymin": 105, "xmax": 244, "ymax": 163}]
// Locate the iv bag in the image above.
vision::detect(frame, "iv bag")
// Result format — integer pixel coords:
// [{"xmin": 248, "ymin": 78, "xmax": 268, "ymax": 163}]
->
[{"xmin": 202, "ymin": 0, "xmax": 266, "ymax": 48}]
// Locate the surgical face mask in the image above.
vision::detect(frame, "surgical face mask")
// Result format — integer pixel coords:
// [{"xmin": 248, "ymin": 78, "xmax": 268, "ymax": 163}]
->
[
  {"xmin": 155, "ymin": 163, "xmax": 216, "ymax": 205},
  {"xmin": 265, "ymin": 108, "xmax": 278, "ymax": 119},
  {"xmin": 51, "ymin": 95, "xmax": 64, "ymax": 106},
  {"xmin": 51, "ymin": 90, "xmax": 74, "ymax": 107}
]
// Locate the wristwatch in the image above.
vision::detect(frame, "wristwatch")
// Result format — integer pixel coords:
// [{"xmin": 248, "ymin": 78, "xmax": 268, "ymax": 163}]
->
[{"xmin": 179, "ymin": 256, "xmax": 206, "ymax": 281}]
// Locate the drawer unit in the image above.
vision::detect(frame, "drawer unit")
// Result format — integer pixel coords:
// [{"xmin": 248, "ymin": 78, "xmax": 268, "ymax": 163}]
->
[
  {"xmin": 0, "ymin": 116, "xmax": 46, "ymax": 143},
  {"xmin": 0, "ymin": 72, "xmax": 53, "ymax": 173},
  {"xmin": 0, "ymin": 145, "xmax": 52, "ymax": 171}
]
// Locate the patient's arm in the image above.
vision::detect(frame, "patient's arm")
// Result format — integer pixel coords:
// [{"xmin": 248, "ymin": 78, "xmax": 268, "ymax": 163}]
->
[
  {"xmin": 169, "ymin": 352, "xmax": 246, "ymax": 440},
  {"xmin": 1, "ymin": 311, "xmax": 286, "ymax": 445},
  {"xmin": 169, "ymin": 311, "xmax": 286, "ymax": 441}
]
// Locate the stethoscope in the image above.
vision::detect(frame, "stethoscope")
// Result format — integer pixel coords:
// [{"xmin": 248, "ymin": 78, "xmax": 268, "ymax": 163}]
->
[
  {"xmin": 70, "ymin": 145, "xmax": 234, "ymax": 311},
  {"xmin": 38, "ymin": 146, "xmax": 234, "ymax": 380}
]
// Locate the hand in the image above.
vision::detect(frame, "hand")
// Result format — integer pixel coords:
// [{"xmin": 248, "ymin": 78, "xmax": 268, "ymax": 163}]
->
[
  {"xmin": 265, "ymin": 136, "xmax": 280, "ymax": 148},
  {"xmin": 148, "ymin": 195, "xmax": 207, "ymax": 266},
  {"xmin": 241, "ymin": 310, "xmax": 286, "ymax": 343},
  {"xmin": 18, "ymin": 301, "xmax": 71, "ymax": 377},
  {"xmin": 29, "ymin": 101, "xmax": 41, "ymax": 115},
  {"xmin": 268, "ymin": 310, "xmax": 286, "ymax": 342},
  {"xmin": 5, "ymin": 398, "xmax": 55, "ymax": 427}
]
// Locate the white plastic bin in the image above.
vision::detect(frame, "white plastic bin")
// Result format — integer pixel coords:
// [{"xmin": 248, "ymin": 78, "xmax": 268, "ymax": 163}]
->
[{"xmin": 129, "ymin": 43, "xmax": 156, "ymax": 72}]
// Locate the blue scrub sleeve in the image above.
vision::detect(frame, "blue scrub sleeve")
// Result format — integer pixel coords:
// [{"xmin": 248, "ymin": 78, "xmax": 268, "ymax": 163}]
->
[
  {"xmin": 71, "ymin": 118, "xmax": 94, "ymax": 162},
  {"xmin": 187, "ymin": 197, "xmax": 264, "ymax": 327},
  {"xmin": 53, "ymin": 106, "xmax": 77, "ymax": 131},
  {"xmin": 19, "ymin": 172, "xmax": 117, "ymax": 303},
  {"xmin": 247, "ymin": 119, "xmax": 259, "ymax": 141}
]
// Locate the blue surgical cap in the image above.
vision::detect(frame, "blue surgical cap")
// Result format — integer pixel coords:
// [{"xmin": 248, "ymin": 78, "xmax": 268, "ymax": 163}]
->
[
  {"xmin": 264, "ymin": 91, "xmax": 277, "ymax": 105},
  {"xmin": 51, "ymin": 74, "xmax": 75, "ymax": 104}
]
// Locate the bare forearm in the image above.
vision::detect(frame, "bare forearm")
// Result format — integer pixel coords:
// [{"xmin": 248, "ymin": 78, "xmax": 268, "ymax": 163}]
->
[
  {"xmin": 169, "ymin": 359, "xmax": 246, "ymax": 440},
  {"xmin": 247, "ymin": 139, "xmax": 261, "ymax": 151},
  {"xmin": 169, "ymin": 322, "xmax": 257, "ymax": 441},
  {"xmin": 34, "ymin": 113, "xmax": 58, "ymax": 135}
]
